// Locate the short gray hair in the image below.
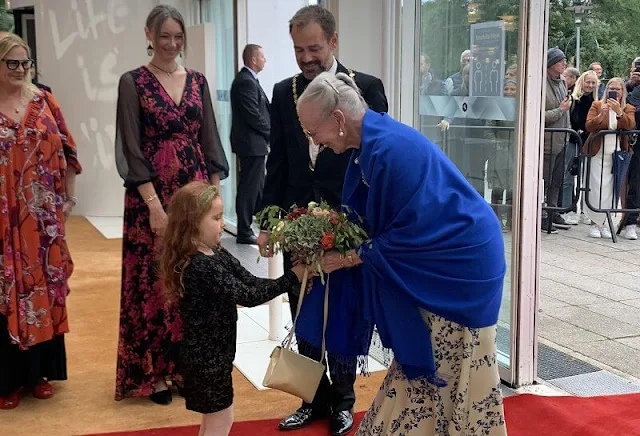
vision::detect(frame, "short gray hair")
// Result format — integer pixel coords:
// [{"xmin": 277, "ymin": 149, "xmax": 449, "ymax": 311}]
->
[
  {"xmin": 564, "ymin": 67, "xmax": 580, "ymax": 79},
  {"xmin": 297, "ymin": 72, "xmax": 368, "ymax": 119}
]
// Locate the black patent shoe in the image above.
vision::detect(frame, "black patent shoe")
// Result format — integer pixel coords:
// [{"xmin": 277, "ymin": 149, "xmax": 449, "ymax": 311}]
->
[
  {"xmin": 330, "ymin": 410, "xmax": 354, "ymax": 436},
  {"xmin": 176, "ymin": 384, "xmax": 186, "ymax": 398},
  {"xmin": 278, "ymin": 407, "xmax": 318, "ymax": 431},
  {"xmin": 149, "ymin": 388, "xmax": 172, "ymax": 405}
]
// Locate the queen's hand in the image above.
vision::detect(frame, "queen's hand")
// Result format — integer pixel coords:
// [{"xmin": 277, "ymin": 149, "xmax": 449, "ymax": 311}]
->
[{"xmin": 320, "ymin": 250, "xmax": 362, "ymax": 273}]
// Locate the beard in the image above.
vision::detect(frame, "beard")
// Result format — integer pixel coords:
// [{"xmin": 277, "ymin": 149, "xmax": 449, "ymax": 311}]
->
[{"xmin": 301, "ymin": 60, "xmax": 328, "ymax": 80}]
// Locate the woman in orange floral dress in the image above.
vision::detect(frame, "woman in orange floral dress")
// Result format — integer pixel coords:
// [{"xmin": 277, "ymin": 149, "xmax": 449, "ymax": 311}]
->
[{"xmin": 0, "ymin": 34, "xmax": 81, "ymax": 409}]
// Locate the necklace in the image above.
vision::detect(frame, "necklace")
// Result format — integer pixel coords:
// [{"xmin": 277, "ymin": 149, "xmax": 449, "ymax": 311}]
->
[
  {"xmin": 149, "ymin": 61, "xmax": 178, "ymax": 78},
  {"xmin": 293, "ymin": 69, "xmax": 356, "ymax": 171}
]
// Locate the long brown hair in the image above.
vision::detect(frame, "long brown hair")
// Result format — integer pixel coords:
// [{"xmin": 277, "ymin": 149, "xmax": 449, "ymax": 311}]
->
[{"xmin": 159, "ymin": 181, "xmax": 220, "ymax": 301}]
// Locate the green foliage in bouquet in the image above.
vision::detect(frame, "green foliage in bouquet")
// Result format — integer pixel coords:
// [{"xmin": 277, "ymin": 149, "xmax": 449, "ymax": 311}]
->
[{"xmin": 256, "ymin": 201, "xmax": 369, "ymax": 278}]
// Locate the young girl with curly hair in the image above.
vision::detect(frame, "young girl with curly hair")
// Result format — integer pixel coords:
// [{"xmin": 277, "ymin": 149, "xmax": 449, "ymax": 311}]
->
[{"xmin": 159, "ymin": 181, "xmax": 308, "ymax": 436}]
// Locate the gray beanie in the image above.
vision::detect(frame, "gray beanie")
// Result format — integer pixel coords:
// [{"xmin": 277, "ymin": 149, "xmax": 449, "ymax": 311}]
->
[{"xmin": 547, "ymin": 48, "xmax": 566, "ymax": 68}]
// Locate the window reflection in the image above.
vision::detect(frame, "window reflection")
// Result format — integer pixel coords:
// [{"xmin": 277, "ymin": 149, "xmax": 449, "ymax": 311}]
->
[{"xmin": 418, "ymin": 0, "xmax": 523, "ymax": 368}]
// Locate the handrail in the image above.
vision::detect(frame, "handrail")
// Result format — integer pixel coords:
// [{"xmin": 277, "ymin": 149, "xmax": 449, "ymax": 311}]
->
[{"xmin": 581, "ymin": 129, "xmax": 640, "ymax": 242}]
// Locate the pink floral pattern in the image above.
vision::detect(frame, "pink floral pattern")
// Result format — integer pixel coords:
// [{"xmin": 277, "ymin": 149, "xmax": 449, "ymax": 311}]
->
[{"xmin": 115, "ymin": 67, "xmax": 212, "ymax": 400}]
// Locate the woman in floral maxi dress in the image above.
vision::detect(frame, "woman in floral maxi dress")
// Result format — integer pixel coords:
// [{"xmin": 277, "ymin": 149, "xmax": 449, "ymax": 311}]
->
[
  {"xmin": 0, "ymin": 34, "xmax": 81, "ymax": 409},
  {"xmin": 114, "ymin": 5, "xmax": 228, "ymax": 403}
]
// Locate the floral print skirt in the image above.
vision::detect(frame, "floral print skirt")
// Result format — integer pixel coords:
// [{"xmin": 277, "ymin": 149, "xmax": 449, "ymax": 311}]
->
[{"xmin": 357, "ymin": 310, "xmax": 507, "ymax": 435}]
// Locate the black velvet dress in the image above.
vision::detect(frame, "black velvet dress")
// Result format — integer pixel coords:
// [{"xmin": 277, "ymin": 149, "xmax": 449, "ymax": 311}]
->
[{"xmin": 180, "ymin": 248, "xmax": 299, "ymax": 414}]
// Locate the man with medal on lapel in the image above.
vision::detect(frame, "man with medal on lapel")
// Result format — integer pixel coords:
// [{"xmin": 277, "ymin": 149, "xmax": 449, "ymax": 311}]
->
[{"xmin": 257, "ymin": 5, "xmax": 388, "ymax": 436}]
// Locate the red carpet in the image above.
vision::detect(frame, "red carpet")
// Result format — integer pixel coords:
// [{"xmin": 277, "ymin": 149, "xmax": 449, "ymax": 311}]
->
[{"xmin": 84, "ymin": 393, "xmax": 640, "ymax": 436}]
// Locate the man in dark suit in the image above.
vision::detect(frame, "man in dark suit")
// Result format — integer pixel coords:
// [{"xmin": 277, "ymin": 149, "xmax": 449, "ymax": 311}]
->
[
  {"xmin": 230, "ymin": 44, "xmax": 270, "ymax": 244},
  {"xmin": 257, "ymin": 6, "xmax": 387, "ymax": 436}
]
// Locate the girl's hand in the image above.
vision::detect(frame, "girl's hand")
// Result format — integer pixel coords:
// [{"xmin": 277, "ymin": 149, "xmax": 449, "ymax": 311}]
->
[{"xmin": 292, "ymin": 263, "xmax": 312, "ymax": 282}]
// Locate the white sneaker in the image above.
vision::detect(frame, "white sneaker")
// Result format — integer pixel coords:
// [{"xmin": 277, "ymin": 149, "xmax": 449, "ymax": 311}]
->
[
  {"xmin": 563, "ymin": 212, "xmax": 579, "ymax": 225},
  {"xmin": 589, "ymin": 225, "xmax": 602, "ymax": 238},
  {"xmin": 621, "ymin": 225, "xmax": 638, "ymax": 240},
  {"xmin": 600, "ymin": 225, "xmax": 612, "ymax": 239},
  {"xmin": 580, "ymin": 213, "xmax": 592, "ymax": 225}
]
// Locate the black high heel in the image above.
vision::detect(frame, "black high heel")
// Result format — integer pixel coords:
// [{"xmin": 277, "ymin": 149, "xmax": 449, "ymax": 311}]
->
[
  {"xmin": 176, "ymin": 385, "xmax": 186, "ymax": 398},
  {"xmin": 149, "ymin": 389, "xmax": 172, "ymax": 405}
]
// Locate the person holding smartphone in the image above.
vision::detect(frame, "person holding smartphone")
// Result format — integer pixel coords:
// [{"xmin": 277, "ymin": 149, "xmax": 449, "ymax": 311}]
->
[{"xmin": 584, "ymin": 78, "xmax": 636, "ymax": 239}]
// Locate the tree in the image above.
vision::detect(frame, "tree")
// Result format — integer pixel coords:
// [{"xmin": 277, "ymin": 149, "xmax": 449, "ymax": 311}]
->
[
  {"xmin": 0, "ymin": 4, "xmax": 13, "ymax": 32},
  {"xmin": 549, "ymin": 0, "xmax": 640, "ymax": 78},
  {"xmin": 420, "ymin": 0, "xmax": 470, "ymax": 79}
]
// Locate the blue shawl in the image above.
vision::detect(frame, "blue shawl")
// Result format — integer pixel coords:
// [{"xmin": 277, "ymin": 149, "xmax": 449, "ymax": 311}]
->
[{"xmin": 295, "ymin": 110, "xmax": 505, "ymax": 382}]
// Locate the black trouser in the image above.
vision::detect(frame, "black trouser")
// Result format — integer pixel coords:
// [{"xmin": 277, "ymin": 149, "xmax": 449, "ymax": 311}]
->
[
  {"xmin": 284, "ymin": 255, "xmax": 356, "ymax": 413},
  {"xmin": 235, "ymin": 155, "xmax": 266, "ymax": 238},
  {"xmin": 623, "ymin": 141, "xmax": 640, "ymax": 226},
  {"xmin": 543, "ymin": 150, "xmax": 566, "ymax": 208}
]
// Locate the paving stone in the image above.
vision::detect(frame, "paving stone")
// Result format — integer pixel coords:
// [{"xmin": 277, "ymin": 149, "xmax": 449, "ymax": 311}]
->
[
  {"xmin": 539, "ymin": 265, "xmax": 588, "ymax": 284},
  {"xmin": 598, "ymin": 272, "xmax": 640, "ymax": 292},
  {"xmin": 601, "ymin": 250, "xmax": 640, "ymax": 266},
  {"xmin": 538, "ymin": 314, "xmax": 606, "ymax": 346},
  {"xmin": 539, "ymin": 294, "xmax": 571, "ymax": 310},
  {"xmin": 543, "ymin": 306, "xmax": 640, "ymax": 339},
  {"xmin": 620, "ymin": 298, "xmax": 640, "ymax": 309},
  {"xmin": 541, "ymin": 252, "xmax": 615, "ymax": 276},
  {"xmin": 574, "ymin": 279, "xmax": 640, "ymax": 301},
  {"xmin": 539, "ymin": 279, "xmax": 610, "ymax": 306},
  {"xmin": 582, "ymin": 302, "xmax": 640, "ymax": 327},
  {"xmin": 570, "ymin": 340, "xmax": 640, "ymax": 379},
  {"xmin": 542, "ymin": 237, "xmax": 618, "ymax": 254},
  {"xmin": 616, "ymin": 336, "xmax": 640, "ymax": 351}
]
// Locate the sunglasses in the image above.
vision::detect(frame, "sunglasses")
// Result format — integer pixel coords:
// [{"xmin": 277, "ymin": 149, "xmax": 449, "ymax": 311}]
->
[{"xmin": 2, "ymin": 58, "xmax": 35, "ymax": 70}]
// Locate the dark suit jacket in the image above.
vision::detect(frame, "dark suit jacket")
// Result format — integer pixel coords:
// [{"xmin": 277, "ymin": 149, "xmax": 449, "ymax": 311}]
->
[
  {"xmin": 230, "ymin": 67, "xmax": 271, "ymax": 156},
  {"xmin": 262, "ymin": 61, "xmax": 388, "ymax": 215}
]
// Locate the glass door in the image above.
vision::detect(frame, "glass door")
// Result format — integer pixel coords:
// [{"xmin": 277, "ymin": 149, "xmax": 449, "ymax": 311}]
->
[
  {"xmin": 198, "ymin": 0, "xmax": 238, "ymax": 228},
  {"xmin": 404, "ymin": 0, "xmax": 546, "ymax": 386}
]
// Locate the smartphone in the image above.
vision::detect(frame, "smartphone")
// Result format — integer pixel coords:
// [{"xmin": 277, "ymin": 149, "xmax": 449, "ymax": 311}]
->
[
  {"xmin": 608, "ymin": 90, "xmax": 617, "ymax": 99},
  {"xmin": 635, "ymin": 61, "xmax": 640, "ymax": 73}
]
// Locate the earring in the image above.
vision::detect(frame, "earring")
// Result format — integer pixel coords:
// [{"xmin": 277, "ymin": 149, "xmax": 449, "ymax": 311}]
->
[
  {"xmin": 146, "ymin": 43, "xmax": 153, "ymax": 56},
  {"xmin": 339, "ymin": 129, "xmax": 344, "ymax": 137}
]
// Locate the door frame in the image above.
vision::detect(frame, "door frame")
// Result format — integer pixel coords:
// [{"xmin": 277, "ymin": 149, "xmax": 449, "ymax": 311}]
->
[{"xmin": 399, "ymin": 0, "xmax": 548, "ymax": 387}]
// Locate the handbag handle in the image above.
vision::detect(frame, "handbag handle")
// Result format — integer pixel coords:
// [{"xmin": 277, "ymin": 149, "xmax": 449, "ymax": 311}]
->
[{"xmin": 285, "ymin": 268, "xmax": 329, "ymax": 362}]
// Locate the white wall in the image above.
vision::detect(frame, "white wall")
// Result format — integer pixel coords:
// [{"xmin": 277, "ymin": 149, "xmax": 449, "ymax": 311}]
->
[
  {"xmin": 236, "ymin": 0, "xmax": 309, "ymax": 101},
  {"xmin": 34, "ymin": 0, "xmax": 194, "ymax": 217},
  {"xmin": 6, "ymin": 0, "xmax": 34, "ymax": 8},
  {"xmin": 330, "ymin": 0, "xmax": 398, "ymax": 116}
]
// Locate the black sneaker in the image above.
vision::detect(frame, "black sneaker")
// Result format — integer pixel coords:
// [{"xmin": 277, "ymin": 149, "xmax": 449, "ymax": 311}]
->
[
  {"xmin": 552, "ymin": 213, "xmax": 571, "ymax": 230},
  {"xmin": 541, "ymin": 218, "xmax": 558, "ymax": 234}
]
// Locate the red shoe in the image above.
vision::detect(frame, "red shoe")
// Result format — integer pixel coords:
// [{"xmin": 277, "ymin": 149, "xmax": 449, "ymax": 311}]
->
[
  {"xmin": 33, "ymin": 380, "xmax": 54, "ymax": 400},
  {"xmin": 0, "ymin": 392, "xmax": 20, "ymax": 409}
]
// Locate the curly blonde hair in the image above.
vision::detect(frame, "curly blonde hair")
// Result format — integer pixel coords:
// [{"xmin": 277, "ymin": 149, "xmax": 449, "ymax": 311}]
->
[{"xmin": 159, "ymin": 181, "xmax": 220, "ymax": 301}]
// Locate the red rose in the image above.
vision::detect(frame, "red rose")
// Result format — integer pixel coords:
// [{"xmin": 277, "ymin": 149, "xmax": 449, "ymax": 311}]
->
[{"xmin": 321, "ymin": 232, "xmax": 335, "ymax": 250}]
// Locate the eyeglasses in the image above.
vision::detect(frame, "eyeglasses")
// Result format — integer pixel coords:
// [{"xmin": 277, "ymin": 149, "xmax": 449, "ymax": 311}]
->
[{"xmin": 2, "ymin": 59, "xmax": 35, "ymax": 70}]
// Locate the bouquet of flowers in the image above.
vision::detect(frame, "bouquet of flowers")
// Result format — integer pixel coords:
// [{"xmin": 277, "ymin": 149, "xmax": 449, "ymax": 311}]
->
[{"xmin": 256, "ymin": 201, "xmax": 369, "ymax": 280}]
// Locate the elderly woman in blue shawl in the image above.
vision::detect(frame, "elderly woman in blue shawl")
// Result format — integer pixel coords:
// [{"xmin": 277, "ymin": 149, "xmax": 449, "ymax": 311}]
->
[{"xmin": 295, "ymin": 72, "xmax": 507, "ymax": 435}]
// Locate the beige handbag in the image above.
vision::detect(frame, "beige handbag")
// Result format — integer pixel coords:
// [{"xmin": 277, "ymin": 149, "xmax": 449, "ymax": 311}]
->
[{"xmin": 262, "ymin": 270, "xmax": 329, "ymax": 403}]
